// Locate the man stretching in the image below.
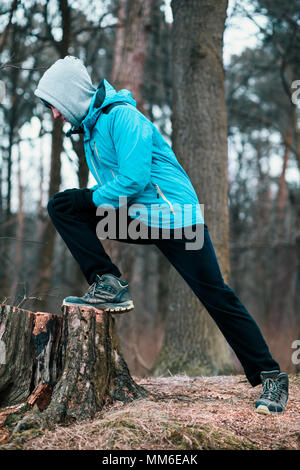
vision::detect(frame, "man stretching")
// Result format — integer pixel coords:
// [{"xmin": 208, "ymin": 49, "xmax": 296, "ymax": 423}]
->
[{"xmin": 35, "ymin": 56, "xmax": 289, "ymax": 415}]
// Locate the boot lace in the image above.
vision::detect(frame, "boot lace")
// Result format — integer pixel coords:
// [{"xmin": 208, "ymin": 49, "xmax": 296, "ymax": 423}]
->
[
  {"xmin": 83, "ymin": 279, "xmax": 114, "ymax": 299},
  {"xmin": 260, "ymin": 378, "xmax": 283, "ymax": 402}
]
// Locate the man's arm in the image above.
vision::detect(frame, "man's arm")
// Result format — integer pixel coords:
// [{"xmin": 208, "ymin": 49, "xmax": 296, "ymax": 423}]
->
[{"xmin": 92, "ymin": 107, "xmax": 153, "ymax": 209}]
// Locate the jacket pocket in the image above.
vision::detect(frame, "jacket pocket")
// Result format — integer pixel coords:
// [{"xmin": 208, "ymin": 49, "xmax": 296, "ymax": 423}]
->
[{"xmin": 152, "ymin": 183, "xmax": 175, "ymax": 214}]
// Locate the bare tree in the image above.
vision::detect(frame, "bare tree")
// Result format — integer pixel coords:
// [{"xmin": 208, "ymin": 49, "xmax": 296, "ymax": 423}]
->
[{"xmin": 152, "ymin": 0, "xmax": 234, "ymax": 376}]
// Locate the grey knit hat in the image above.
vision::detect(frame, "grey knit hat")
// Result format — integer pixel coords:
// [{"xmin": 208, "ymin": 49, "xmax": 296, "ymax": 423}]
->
[{"xmin": 34, "ymin": 56, "xmax": 96, "ymax": 127}]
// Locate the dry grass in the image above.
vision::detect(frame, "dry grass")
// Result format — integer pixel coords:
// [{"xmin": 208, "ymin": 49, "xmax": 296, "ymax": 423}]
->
[{"xmin": 1, "ymin": 374, "xmax": 299, "ymax": 450}]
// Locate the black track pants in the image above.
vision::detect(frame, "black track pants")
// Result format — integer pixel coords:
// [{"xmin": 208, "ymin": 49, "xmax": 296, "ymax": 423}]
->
[{"xmin": 47, "ymin": 198, "xmax": 280, "ymax": 386}]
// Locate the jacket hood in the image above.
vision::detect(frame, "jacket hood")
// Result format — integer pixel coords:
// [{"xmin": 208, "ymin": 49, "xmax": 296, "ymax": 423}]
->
[
  {"xmin": 34, "ymin": 56, "xmax": 96, "ymax": 127},
  {"xmin": 80, "ymin": 79, "xmax": 136, "ymax": 135}
]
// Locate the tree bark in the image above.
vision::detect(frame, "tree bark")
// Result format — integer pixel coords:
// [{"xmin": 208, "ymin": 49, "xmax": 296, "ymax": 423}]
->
[
  {"xmin": 34, "ymin": 119, "xmax": 63, "ymax": 311},
  {"xmin": 0, "ymin": 304, "xmax": 147, "ymax": 433},
  {"xmin": 111, "ymin": 0, "xmax": 152, "ymax": 112},
  {"xmin": 9, "ymin": 145, "xmax": 24, "ymax": 304},
  {"xmin": 33, "ymin": 0, "xmax": 71, "ymax": 311},
  {"xmin": 109, "ymin": 0, "xmax": 166, "ymax": 377},
  {"xmin": 0, "ymin": 0, "xmax": 18, "ymax": 54},
  {"xmin": 72, "ymin": 134, "xmax": 89, "ymax": 189},
  {"xmin": 152, "ymin": 0, "xmax": 234, "ymax": 376},
  {"xmin": 6, "ymin": 20, "xmax": 21, "ymax": 218}
]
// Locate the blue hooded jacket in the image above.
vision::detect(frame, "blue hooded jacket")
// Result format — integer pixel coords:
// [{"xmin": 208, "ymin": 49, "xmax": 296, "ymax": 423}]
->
[{"xmin": 80, "ymin": 79, "xmax": 204, "ymax": 229}]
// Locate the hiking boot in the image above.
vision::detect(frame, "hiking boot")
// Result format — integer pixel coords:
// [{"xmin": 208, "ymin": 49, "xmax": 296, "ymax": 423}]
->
[
  {"xmin": 255, "ymin": 370, "xmax": 289, "ymax": 415},
  {"xmin": 62, "ymin": 273, "xmax": 134, "ymax": 313}
]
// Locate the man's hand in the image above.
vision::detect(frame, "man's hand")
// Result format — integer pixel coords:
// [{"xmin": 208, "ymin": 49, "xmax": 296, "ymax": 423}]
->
[{"xmin": 53, "ymin": 188, "xmax": 95, "ymax": 214}]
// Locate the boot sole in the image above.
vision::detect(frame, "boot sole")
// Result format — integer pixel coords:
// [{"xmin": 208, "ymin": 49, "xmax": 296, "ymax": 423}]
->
[
  {"xmin": 255, "ymin": 404, "xmax": 284, "ymax": 415},
  {"xmin": 62, "ymin": 299, "xmax": 134, "ymax": 314}
]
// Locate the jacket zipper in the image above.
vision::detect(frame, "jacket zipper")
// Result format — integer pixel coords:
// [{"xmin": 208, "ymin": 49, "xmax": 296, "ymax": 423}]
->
[
  {"xmin": 89, "ymin": 141, "xmax": 102, "ymax": 185},
  {"xmin": 153, "ymin": 183, "xmax": 175, "ymax": 214},
  {"xmin": 94, "ymin": 141, "xmax": 115, "ymax": 179},
  {"xmin": 94, "ymin": 141, "xmax": 100, "ymax": 161}
]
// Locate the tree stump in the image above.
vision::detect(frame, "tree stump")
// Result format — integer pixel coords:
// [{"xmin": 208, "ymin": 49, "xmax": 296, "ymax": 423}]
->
[{"xmin": 0, "ymin": 304, "xmax": 148, "ymax": 434}]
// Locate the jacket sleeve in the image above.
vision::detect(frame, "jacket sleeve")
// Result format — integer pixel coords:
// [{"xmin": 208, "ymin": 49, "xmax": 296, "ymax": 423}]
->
[{"xmin": 92, "ymin": 107, "xmax": 153, "ymax": 209}]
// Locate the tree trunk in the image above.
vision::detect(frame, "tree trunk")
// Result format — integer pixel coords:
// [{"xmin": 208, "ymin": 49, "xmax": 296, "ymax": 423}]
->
[
  {"xmin": 34, "ymin": 118, "xmax": 63, "ymax": 311},
  {"xmin": 0, "ymin": 304, "xmax": 147, "ymax": 434},
  {"xmin": 72, "ymin": 134, "xmax": 89, "ymax": 189},
  {"xmin": 295, "ymin": 233, "xmax": 300, "ymax": 374},
  {"xmin": 109, "ymin": 0, "xmax": 166, "ymax": 377},
  {"xmin": 0, "ymin": 0, "xmax": 18, "ymax": 54},
  {"xmin": 152, "ymin": 0, "xmax": 234, "ymax": 376},
  {"xmin": 111, "ymin": 0, "xmax": 152, "ymax": 112},
  {"xmin": 10, "ymin": 145, "xmax": 24, "ymax": 304},
  {"xmin": 6, "ymin": 21, "xmax": 21, "ymax": 218},
  {"xmin": 276, "ymin": 124, "xmax": 293, "ymax": 238},
  {"xmin": 33, "ymin": 0, "xmax": 71, "ymax": 312}
]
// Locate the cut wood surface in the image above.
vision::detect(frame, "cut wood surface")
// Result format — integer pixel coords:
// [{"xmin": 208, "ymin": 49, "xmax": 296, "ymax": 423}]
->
[{"xmin": 0, "ymin": 304, "xmax": 148, "ymax": 435}]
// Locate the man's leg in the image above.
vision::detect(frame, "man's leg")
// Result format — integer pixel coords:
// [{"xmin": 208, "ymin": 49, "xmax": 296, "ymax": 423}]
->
[
  {"xmin": 47, "ymin": 198, "xmax": 122, "ymax": 284},
  {"xmin": 47, "ymin": 197, "xmax": 156, "ymax": 312},
  {"xmin": 47, "ymin": 198, "xmax": 154, "ymax": 283},
  {"xmin": 155, "ymin": 223, "xmax": 280, "ymax": 387}
]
